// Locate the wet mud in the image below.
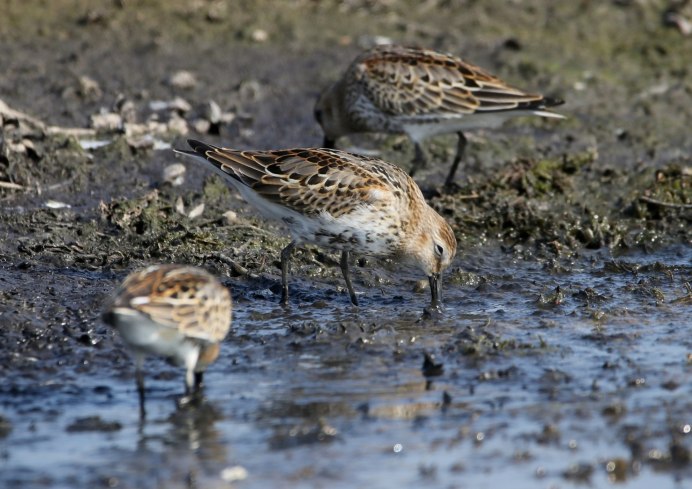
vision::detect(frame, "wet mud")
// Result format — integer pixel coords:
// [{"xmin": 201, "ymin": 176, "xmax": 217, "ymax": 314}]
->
[{"xmin": 1, "ymin": 1, "xmax": 691, "ymax": 488}]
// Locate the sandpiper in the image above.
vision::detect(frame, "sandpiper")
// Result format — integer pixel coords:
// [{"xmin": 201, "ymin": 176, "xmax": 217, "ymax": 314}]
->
[
  {"xmin": 103, "ymin": 264, "xmax": 232, "ymax": 416},
  {"xmin": 315, "ymin": 44, "xmax": 564, "ymax": 186},
  {"xmin": 177, "ymin": 139, "xmax": 456, "ymax": 310}
]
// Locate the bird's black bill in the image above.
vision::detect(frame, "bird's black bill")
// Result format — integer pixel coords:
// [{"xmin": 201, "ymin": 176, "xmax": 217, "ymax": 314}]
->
[
  {"xmin": 425, "ymin": 273, "xmax": 444, "ymax": 317},
  {"xmin": 430, "ymin": 273, "xmax": 441, "ymax": 305}
]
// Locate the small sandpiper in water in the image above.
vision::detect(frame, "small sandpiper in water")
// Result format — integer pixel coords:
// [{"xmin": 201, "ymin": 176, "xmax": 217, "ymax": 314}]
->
[
  {"xmin": 315, "ymin": 44, "xmax": 564, "ymax": 186},
  {"xmin": 102, "ymin": 264, "xmax": 232, "ymax": 417},
  {"xmin": 177, "ymin": 139, "xmax": 456, "ymax": 310}
]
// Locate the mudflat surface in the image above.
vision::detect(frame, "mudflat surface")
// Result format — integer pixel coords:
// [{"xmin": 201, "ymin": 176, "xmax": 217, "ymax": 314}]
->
[{"xmin": 1, "ymin": 1, "xmax": 691, "ymax": 488}]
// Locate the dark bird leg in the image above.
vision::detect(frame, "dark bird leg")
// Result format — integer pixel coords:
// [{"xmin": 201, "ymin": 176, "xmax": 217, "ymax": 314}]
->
[
  {"xmin": 135, "ymin": 363, "xmax": 146, "ymax": 419},
  {"xmin": 323, "ymin": 137, "xmax": 336, "ymax": 149},
  {"xmin": 444, "ymin": 132, "xmax": 467, "ymax": 187},
  {"xmin": 280, "ymin": 241, "xmax": 297, "ymax": 306},
  {"xmin": 193, "ymin": 371, "xmax": 204, "ymax": 392},
  {"xmin": 340, "ymin": 250, "xmax": 358, "ymax": 306},
  {"xmin": 409, "ymin": 142, "xmax": 427, "ymax": 177}
]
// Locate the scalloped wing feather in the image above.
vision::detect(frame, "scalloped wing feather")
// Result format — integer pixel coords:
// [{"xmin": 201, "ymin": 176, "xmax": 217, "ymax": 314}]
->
[
  {"xmin": 116, "ymin": 265, "xmax": 231, "ymax": 343},
  {"xmin": 188, "ymin": 144, "xmax": 412, "ymax": 218},
  {"xmin": 353, "ymin": 45, "xmax": 549, "ymax": 118}
]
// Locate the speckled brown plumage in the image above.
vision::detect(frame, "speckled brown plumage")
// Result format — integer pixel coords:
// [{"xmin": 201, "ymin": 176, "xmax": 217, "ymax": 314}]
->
[
  {"xmin": 178, "ymin": 139, "xmax": 457, "ymax": 309},
  {"xmin": 349, "ymin": 44, "xmax": 554, "ymax": 118},
  {"xmin": 315, "ymin": 44, "xmax": 564, "ymax": 185},
  {"xmin": 110, "ymin": 264, "xmax": 231, "ymax": 342},
  {"xmin": 103, "ymin": 264, "xmax": 232, "ymax": 416}
]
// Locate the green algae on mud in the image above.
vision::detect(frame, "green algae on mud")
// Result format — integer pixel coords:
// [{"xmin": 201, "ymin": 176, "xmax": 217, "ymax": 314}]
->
[
  {"xmin": 3, "ymin": 132, "xmax": 689, "ymax": 279},
  {"xmin": 434, "ymin": 152, "xmax": 690, "ymax": 254}
]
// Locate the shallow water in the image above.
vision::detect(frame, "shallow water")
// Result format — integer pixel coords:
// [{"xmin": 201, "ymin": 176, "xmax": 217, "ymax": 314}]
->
[{"xmin": 2, "ymin": 245, "xmax": 690, "ymax": 489}]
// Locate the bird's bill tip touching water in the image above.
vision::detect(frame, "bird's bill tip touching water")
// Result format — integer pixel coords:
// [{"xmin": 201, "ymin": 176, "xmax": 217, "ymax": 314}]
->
[
  {"xmin": 429, "ymin": 272, "xmax": 442, "ymax": 308},
  {"xmin": 423, "ymin": 272, "xmax": 445, "ymax": 318}
]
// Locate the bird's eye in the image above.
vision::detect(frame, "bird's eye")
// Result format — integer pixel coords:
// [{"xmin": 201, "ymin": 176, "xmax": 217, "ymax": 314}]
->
[{"xmin": 434, "ymin": 243, "xmax": 444, "ymax": 256}]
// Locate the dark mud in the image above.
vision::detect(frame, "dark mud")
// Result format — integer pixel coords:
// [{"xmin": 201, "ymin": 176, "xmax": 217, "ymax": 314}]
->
[{"xmin": 1, "ymin": 1, "xmax": 691, "ymax": 488}]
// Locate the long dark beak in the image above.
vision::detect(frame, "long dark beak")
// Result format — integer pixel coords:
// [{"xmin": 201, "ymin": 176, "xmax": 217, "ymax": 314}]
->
[
  {"xmin": 322, "ymin": 136, "xmax": 335, "ymax": 149},
  {"xmin": 422, "ymin": 273, "xmax": 444, "ymax": 319},
  {"xmin": 429, "ymin": 273, "xmax": 442, "ymax": 309}
]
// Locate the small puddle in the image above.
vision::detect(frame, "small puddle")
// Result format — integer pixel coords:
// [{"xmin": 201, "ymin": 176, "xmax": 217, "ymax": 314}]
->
[{"xmin": 1, "ymin": 245, "xmax": 690, "ymax": 488}]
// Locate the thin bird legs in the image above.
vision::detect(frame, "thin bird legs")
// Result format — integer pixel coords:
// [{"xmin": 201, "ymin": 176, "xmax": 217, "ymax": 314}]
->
[
  {"xmin": 279, "ymin": 241, "xmax": 359, "ymax": 306},
  {"xmin": 340, "ymin": 251, "xmax": 358, "ymax": 306},
  {"xmin": 324, "ymin": 132, "xmax": 467, "ymax": 186},
  {"xmin": 135, "ymin": 357, "xmax": 146, "ymax": 418},
  {"xmin": 134, "ymin": 355, "xmax": 205, "ymax": 419},
  {"xmin": 409, "ymin": 132, "xmax": 468, "ymax": 187},
  {"xmin": 280, "ymin": 241, "xmax": 297, "ymax": 306},
  {"xmin": 445, "ymin": 132, "xmax": 467, "ymax": 187}
]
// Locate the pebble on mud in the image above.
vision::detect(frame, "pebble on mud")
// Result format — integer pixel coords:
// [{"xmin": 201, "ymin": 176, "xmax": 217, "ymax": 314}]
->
[
  {"xmin": 238, "ymin": 80, "xmax": 262, "ymax": 102},
  {"xmin": 605, "ymin": 458, "xmax": 629, "ymax": 482},
  {"xmin": 412, "ymin": 278, "xmax": 429, "ymax": 293},
  {"xmin": 198, "ymin": 100, "xmax": 236, "ymax": 134},
  {"xmin": 663, "ymin": 1, "xmax": 692, "ymax": 35},
  {"xmin": 562, "ymin": 462, "xmax": 594, "ymax": 482},
  {"xmin": 0, "ymin": 415, "xmax": 11, "ymax": 438},
  {"xmin": 602, "ymin": 403, "xmax": 626, "ymax": 418},
  {"xmin": 91, "ymin": 112, "xmax": 122, "ymax": 131},
  {"xmin": 422, "ymin": 353, "xmax": 444, "ymax": 377},
  {"xmin": 537, "ymin": 423, "xmax": 561, "ymax": 444},
  {"xmin": 45, "ymin": 200, "xmax": 71, "ymax": 209},
  {"xmin": 175, "ymin": 197, "xmax": 205, "ymax": 219},
  {"xmin": 149, "ymin": 97, "xmax": 192, "ymax": 114},
  {"xmin": 208, "ymin": 100, "xmax": 237, "ymax": 124},
  {"xmin": 116, "ymin": 98, "xmax": 137, "ymax": 124},
  {"xmin": 78, "ymin": 75, "xmax": 102, "ymax": 100},
  {"xmin": 163, "ymin": 163, "xmax": 186, "ymax": 186},
  {"xmin": 269, "ymin": 419, "xmax": 338, "ymax": 450},
  {"xmin": 251, "ymin": 28, "xmax": 269, "ymax": 43},
  {"xmin": 187, "ymin": 202, "xmax": 205, "ymax": 219},
  {"xmin": 66, "ymin": 416, "xmax": 122, "ymax": 433},
  {"xmin": 670, "ymin": 439, "xmax": 691, "ymax": 464},
  {"xmin": 193, "ymin": 118, "xmax": 212, "ymax": 134},
  {"xmin": 5, "ymin": 140, "xmax": 26, "ymax": 154},
  {"xmin": 168, "ymin": 70, "xmax": 198, "ymax": 90},
  {"xmin": 125, "ymin": 134, "xmax": 155, "ymax": 150},
  {"xmin": 357, "ymin": 35, "xmax": 394, "ymax": 48},
  {"xmin": 206, "ymin": 100, "xmax": 222, "ymax": 125},
  {"xmin": 223, "ymin": 210, "xmax": 238, "ymax": 224},
  {"xmin": 175, "ymin": 196, "xmax": 186, "ymax": 215},
  {"xmin": 220, "ymin": 466, "xmax": 248, "ymax": 483},
  {"xmin": 167, "ymin": 112, "xmax": 189, "ymax": 135},
  {"xmin": 6, "ymin": 138, "xmax": 42, "ymax": 160},
  {"xmin": 206, "ymin": 0, "xmax": 228, "ymax": 22}
]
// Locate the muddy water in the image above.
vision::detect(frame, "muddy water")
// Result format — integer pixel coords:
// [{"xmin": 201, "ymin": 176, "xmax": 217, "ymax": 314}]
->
[{"xmin": 2, "ymin": 244, "xmax": 690, "ymax": 488}]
